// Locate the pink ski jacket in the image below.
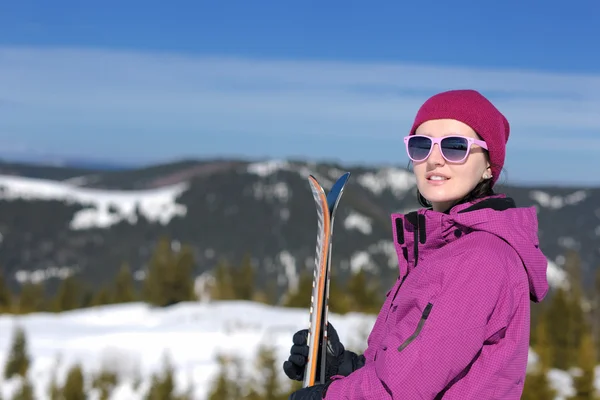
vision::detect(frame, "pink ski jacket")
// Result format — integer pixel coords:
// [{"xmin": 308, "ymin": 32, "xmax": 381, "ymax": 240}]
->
[{"xmin": 325, "ymin": 195, "xmax": 549, "ymax": 399}]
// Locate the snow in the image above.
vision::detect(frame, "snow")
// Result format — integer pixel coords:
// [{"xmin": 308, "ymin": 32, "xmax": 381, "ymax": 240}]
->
[
  {"xmin": 547, "ymin": 259, "xmax": 569, "ymax": 290},
  {"xmin": 327, "ymin": 168, "xmax": 347, "ymax": 180},
  {"xmin": 246, "ymin": 161, "xmax": 354, "ymax": 195},
  {"xmin": 247, "ymin": 161, "xmax": 413, "ymax": 205},
  {"xmin": 61, "ymin": 175, "xmax": 98, "ymax": 186},
  {"xmin": 0, "ymin": 175, "xmax": 189, "ymax": 230},
  {"xmin": 14, "ymin": 266, "xmax": 74, "ymax": 284},
  {"xmin": 357, "ymin": 168, "xmax": 416, "ymax": 196},
  {"xmin": 344, "ymin": 211, "xmax": 373, "ymax": 234},
  {"xmin": 367, "ymin": 240, "xmax": 398, "ymax": 269},
  {"xmin": 558, "ymin": 236, "xmax": 579, "ymax": 250},
  {"xmin": 349, "ymin": 251, "xmax": 374, "ymax": 273},
  {"xmin": 246, "ymin": 160, "xmax": 290, "ymax": 177},
  {"xmin": 280, "ymin": 207, "xmax": 290, "ymax": 221},
  {"xmin": 277, "ymin": 251, "xmax": 298, "ymax": 291},
  {"xmin": 296, "ymin": 166, "xmax": 333, "ymax": 188},
  {"xmin": 530, "ymin": 190, "xmax": 588, "ymax": 209},
  {"xmin": 250, "ymin": 181, "xmax": 290, "ymax": 202},
  {"xmin": 0, "ymin": 301, "xmax": 372, "ymax": 400},
  {"xmin": 0, "ymin": 301, "xmax": 597, "ymax": 399}
]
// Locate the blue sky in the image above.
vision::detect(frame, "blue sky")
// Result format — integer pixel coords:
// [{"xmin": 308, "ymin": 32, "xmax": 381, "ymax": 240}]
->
[{"xmin": 1, "ymin": 1, "xmax": 599, "ymax": 185}]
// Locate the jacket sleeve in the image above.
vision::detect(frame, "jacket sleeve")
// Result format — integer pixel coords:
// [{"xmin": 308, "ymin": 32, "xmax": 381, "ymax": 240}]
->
[{"xmin": 324, "ymin": 248, "xmax": 517, "ymax": 399}]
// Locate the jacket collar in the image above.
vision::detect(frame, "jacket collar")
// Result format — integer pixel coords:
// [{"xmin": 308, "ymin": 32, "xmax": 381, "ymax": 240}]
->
[{"xmin": 390, "ymin": 195, "xmax": 516, "ymax": 278}]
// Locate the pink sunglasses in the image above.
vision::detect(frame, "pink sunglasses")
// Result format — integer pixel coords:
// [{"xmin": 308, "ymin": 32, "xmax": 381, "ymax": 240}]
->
[{"xmin": 404, "ymin": 135, "xmax": 488, "ymax": 163}]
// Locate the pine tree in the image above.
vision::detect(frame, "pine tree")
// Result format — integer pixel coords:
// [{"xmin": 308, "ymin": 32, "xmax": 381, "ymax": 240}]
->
[
  {"xmin": 53, "ymin": 275, "xmax": 83, "ymax": 312},
  {"xmin": 211, "ymin": 259, "xmax": 236, "ymax": 300},
  {"xmin": 233, "ymin": 254, "xmax": 255, "ymax": 300},
  {"xmin": 346, "ymin": 269, "xmax": 382, "ymax": 314},
  {"xmin": 229, "ymin": 354, "xmax": 245, "ymax": 400},
  {"xmin": 534, "ymin": 309, "xmax": 553, "ymax": 371},
  {"xmin": 90, "ymin": 287, "xmax": 112, "ymax": 307},
  {"xmin": 593, "ymin": 266, "xmax": 600, "ymax": 360},
  {"xmin": 242, "ymin": 345, "xmax": 303, "ymax": 399},
  {"xmin": 47, "ymin": 358, "xmax": 62, "ymax": 400},
  {"xmin": 168, "ymin": 244, "xmax": 196, "ymax": 305},
  {"xmin": 0, "ymin": 271, "xmax": 12, "ymax": 312},
  {"xmin": 207, "ymin": 353, "xmax": 246, "ymax": 400},
  {"xmin": 569, "ymin": 330, "xmax": 599, "ymax": 400},
  {"xmin": 78, "ymin": 286, "xmax": 96, "ymax": 309},
  {"xmin": 144, "ymin": 353, "xmax": 192, "ymax": 400},
  {"xmin": 529, "ymin": 301, "xmax": 546, "ymax": 349},
  {"xmin": 17, "ymin": 282, "xmax": 45, "ymax": 314},
  {"xmin": 327, "ymin": 269, "xmax": 352, "ymax": 315},
  {"xmin": 252, "ymin": 279, "xmax": 278, "ymax": 305},
  {"xmin": 143, "ymin": 237, "xmax": 196, "ymax": 307},
  {"xmin": 546, "ymin": 288, "xmax": 575, "ymax": 369},
  {"xmin": 564, "ymin": 250, "xmax": 588, "ymax": 359},
  {"xmin": 113, "ymin": 262, "xmax": 136, "ymax": 303},
  {"xmin": 282, "ymin": 268, "xmax": 314, "ymax": 308},
  {"xmin": 251, "ymin": 344, "xmax": 288, "ymax": 400},
  {"xmin": 143, "ymin": 236, "xmax": 173, "ymax": 306},
  {"xmin": 61, "ymin": 364, "xmax": 85, "ymax": 400},
  {"xmin": 207, "ymin": 354, "xmax": 234, "ymax": 400},
  {"xmin": 48, "ymin": 378, "xmax": 61, "ymax": 400},
  {"xmin": 11, "ymin": 378, "xmax": 35, "ymax": 400},
  {"xmin": 144, "ymin": 354, "xmax": 175, "ymax": 400},
  {"xmin": 3, "ymin": 325, "xmax": 30, "ymax": 380},
  {"xmin": 522, "ymin": 313, "xmax": 556, "ymax": 400},
  {"xmin": 565, "ymin": 250, "xmax": 583, "ymax": 294}
]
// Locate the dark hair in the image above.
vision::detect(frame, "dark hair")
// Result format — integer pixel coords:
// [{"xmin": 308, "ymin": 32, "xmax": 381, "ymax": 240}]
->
[{"xmin": 407, "ymin": 156, "xmax": 503, "ymax": 211}]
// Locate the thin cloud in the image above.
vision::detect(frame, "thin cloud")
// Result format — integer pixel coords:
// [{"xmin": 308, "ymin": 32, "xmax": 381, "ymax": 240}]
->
[
  {"xmin": 0, "ymin": 45, "xmax": 598, "ymax": 148},
  {"xmin": 512, "ymin": 136, "xmax": 600, "ymax": 151}
]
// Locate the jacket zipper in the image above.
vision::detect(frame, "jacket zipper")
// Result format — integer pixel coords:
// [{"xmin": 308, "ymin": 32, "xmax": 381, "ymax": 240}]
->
[{"xmin": 397, "ymin": 302, "xmax": 433, "ymax": 352}]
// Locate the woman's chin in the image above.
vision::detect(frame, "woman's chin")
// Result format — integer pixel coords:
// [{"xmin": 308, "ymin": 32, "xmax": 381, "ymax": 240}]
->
[{"xmin": 419, "ymin": 185, "xmax": 462, "ymax": 205}]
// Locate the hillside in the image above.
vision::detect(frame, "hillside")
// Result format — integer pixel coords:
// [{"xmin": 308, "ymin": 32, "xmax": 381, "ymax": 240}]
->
[{"xmin": 0, "ymin": 158, "xmax": 595, "ymax": 297}]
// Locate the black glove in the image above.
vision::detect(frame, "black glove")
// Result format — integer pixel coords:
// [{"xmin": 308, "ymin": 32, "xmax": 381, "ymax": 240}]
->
[
  {"xmin": 288, "ymin": 381, "xmax": 333, "ymax": 400},
  {"xmin": 282, "ymin": 322, "xmax": 365, "ymax": 382}
]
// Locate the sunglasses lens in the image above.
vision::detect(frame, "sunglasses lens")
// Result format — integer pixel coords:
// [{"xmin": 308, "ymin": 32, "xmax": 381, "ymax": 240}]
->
[
  {"xmin": 441, "ymin": 137, "xmax": 469, "ymax": 161},
  {"xmin": 407, "ymin": 136, "xmax": 432, "ymax": 161}
]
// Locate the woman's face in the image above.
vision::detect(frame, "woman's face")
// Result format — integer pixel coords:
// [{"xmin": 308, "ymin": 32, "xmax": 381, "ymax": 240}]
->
[{"xmin": 412, "ymin": 119, "xmax": 491, "ymax": 212}]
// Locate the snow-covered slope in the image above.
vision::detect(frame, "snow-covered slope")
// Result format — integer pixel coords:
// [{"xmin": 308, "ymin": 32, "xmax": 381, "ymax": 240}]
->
[
  {"xmin": 0, "ymin": 301, "xmax": 596, "ymax": 399},
  {"xmin": 0, "ymin": 175, "xmax": 188, "ymax": 229},
  {"xmin": 0, "ymin": 301, "xmax": 373, "ymax": 399}
]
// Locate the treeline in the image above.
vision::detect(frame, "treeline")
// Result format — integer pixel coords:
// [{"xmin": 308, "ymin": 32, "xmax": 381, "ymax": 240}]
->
[
  {"xmin": 1, "ymin": 324, "xmax": 302, "ymax": 400},
  {"xmin": 209, "ymin": 256, "xmax": 385, "ymax": 315},
  {"xmin": 2, "ymin": 324, "xmax": 195, "ymax": 399},
  {"xmin": 522, "ymin": 250, "xmax": 600, "ymax": 399},
  {"xmin": 0, "ymin": 236, "xmax": 198, "ymax": 313},
  {"xmin": 1, "ymin": 238, "xmax": 600, "ymax": 398},
  {"xmin": 207, "ymin": 346, "xmax": 303, "ymax": 400},
  {"xmin": 0, "ymin": 236, "xmax": 385, "ymax": 315}
]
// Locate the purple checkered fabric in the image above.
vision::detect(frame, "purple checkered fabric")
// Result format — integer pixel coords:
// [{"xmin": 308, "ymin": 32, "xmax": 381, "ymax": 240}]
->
[{"xmin": 325, "ymin": 195, "xmax": 549, "ymax": 399}]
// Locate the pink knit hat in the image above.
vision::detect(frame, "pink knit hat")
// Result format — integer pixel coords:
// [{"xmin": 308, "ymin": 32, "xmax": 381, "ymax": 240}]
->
[{"xmin": 409, "ymin": 89, "xmax": 510, "ymax": 186}]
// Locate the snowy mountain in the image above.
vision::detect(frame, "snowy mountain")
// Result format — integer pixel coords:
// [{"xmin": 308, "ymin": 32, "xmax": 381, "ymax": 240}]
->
[
  {"xmin": 0, "ymin": 158, "xmax": 596, "ymax": 296},
  {"xmin": 0, "ymin": 301, "xmax": 596, "ymax": 399}
]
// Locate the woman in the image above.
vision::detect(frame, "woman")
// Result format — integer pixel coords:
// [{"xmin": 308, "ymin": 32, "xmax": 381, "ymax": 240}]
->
[{"xmin": 285, "ymin": 89, "xmax": 550, "ymax": 399}]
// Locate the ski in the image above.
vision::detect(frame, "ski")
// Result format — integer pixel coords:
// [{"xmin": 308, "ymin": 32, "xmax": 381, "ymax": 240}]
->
[{"xmin": 303, "ymin": 172, "xmax": 351, "ymax": 388}]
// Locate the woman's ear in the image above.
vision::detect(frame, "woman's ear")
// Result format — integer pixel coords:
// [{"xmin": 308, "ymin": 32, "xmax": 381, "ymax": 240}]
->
[{"xmin": 482, "ymin": 165, "xmax": 492, "ymax": 180}]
